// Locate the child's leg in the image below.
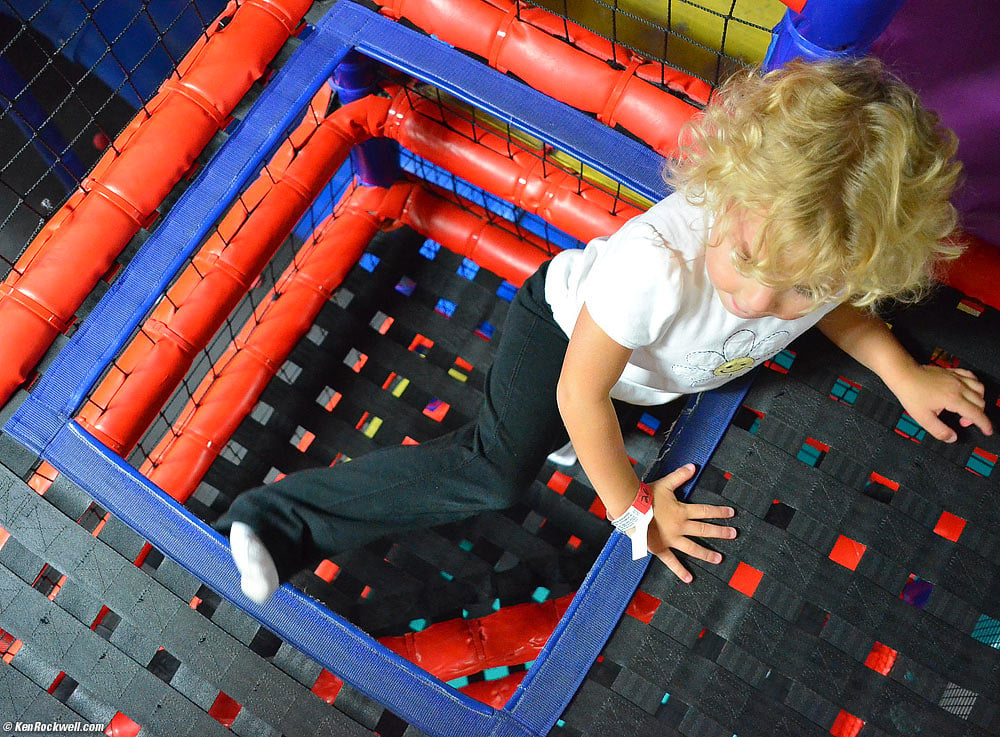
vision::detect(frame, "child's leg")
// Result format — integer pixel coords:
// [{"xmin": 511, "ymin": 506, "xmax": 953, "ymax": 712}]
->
[{"xmin": 214, "ymin": 264, "xmax": 569, "ymax": 582}]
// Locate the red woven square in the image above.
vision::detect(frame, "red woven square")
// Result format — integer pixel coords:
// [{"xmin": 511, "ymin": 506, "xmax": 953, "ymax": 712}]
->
[
  {"xmin": 587, "ymin": 495, "xmax": 607, "ymax": 519},
  {"xmin": 312, "ymin": 669, "xmax": 344, "ymax": 703},
  {"xmin": 208, "ymin": 692, "xmax": 242, "ymax": 726},
  {"xmin": 547, "ymin": 471, "xmax": 572, "ymax": 494},
  {"xmin": 829, "ymin": 535, "xmax": 866, "ymax": 570},
  {"xmin": 729, "ymin": 561, "xmax": 763, "ymax": 598},
  {"xmin": 626, "ymin": 590, "xmax": 661, "ymax": 624},
  {"xmin": 830, "ymin": 710, "xmax": 864, "ymax": 737},
  {"xmin": 864, "ymin": 641, "xmax": 898, "ymax": 676},
  {"xmin": 422, "ymin": 399, "xmax": 450, "ymax": 422},
  {"xmin": 933, "ymin": 511, "xmax": 967, "ymax": 542},
  {"xmin": 314, "ymin": 559, "xmax": 340, "ymax": 583},
  {"xmin": 294, "ymin": 429, "xmax": 315, "ymax": 452},
  {"xmin": 868, "ymin": 471, "xmax": 899, "ymax": 491}
]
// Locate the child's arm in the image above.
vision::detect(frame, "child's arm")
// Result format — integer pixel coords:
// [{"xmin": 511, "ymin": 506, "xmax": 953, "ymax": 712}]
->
[
  {"xmin": 817, "ymin": 304, "xmax": 994, "ymax": 441},
  {"xmin": 557, "ymin": 305, "xmax": 736, "ymax": 583}
]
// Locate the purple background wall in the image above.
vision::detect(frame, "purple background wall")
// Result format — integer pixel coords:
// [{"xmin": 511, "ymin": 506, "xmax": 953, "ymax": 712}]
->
[{"xmin": 872, "ymin": 0, "xmax": 1000, "ymax": 247}]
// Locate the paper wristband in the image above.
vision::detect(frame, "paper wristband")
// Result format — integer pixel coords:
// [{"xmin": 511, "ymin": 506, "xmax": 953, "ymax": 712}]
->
[{"xmin": 610, "ymin": 481, "xmax": 654, "ymax": 560}]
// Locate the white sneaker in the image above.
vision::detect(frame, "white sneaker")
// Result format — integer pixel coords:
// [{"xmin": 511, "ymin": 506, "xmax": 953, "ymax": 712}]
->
[
  {"xmin": 547, "ymin": 439, "xmax": 578, "ymax": 467},
  {"xmin": 229, "ymin": 522, "xmax": 279, "ymax": 604}
]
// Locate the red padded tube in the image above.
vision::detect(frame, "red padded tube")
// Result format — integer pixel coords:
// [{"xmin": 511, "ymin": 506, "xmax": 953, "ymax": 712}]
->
[
  {"xmin": 379, "ymin": 595, "xmax": 572, "ymax": 681},
  {"xmin": 76, "ymin": 93, "xmax": 388, "ymax": 456},
  {"xmin": 139, "ymin": 189, "xmax": 385, "ymax": 499},
  {"xmin": 480, "ymin": 0, "xmax": 712, "ymax": 104},
  {"xmin": 0, "ymin": 0, "xmax": 313, "ymax": 408},
  {"xmin": 384, "ymin": 89, "xmax": 640, "ymax": 245},
  {"xmin": 374, "ymin": 0, "xmax": 697, "ymax": 154}
]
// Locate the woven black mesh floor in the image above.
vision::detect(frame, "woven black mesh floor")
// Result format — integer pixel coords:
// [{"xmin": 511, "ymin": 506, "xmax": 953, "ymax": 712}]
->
[
  {"xmin": 0, "ymin": 455, "xmax": 409, "ymax": 736},
  {"xmin": 554, "ymin": 287, "xmax": 1000, "ymax": 737}
]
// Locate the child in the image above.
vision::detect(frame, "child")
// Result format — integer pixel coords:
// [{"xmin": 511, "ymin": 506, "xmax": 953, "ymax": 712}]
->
[{"xmin": 218, "ymin": 56, "xmax": 993, "ymax": 603}]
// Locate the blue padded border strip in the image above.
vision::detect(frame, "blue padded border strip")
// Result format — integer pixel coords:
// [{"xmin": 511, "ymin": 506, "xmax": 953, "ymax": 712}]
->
[{"xmin": 504, "ymin": 374, "xmax": 752, "ymax": 734}]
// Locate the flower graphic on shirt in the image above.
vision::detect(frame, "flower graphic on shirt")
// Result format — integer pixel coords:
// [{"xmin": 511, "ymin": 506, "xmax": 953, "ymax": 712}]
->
[{"xmin": 673, "ymin": 328, "xmax": 790, "ymax": 386}]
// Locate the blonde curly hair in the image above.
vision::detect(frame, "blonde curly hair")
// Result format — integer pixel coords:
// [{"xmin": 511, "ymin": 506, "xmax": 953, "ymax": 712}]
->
[{"xmin": 665, "ymin": 56, "xmax": 963, "ymax": 309}]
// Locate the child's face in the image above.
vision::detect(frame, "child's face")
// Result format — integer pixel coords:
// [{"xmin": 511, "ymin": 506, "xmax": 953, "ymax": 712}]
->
[{"xmin": 705, "ymin": 210, "xmax": 817, "ymax": 321}]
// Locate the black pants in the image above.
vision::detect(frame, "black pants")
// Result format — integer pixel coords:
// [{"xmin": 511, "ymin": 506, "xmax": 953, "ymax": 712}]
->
[{"xmin": 215, "ymin": 262, "xmax": 574, "ymax": 580}]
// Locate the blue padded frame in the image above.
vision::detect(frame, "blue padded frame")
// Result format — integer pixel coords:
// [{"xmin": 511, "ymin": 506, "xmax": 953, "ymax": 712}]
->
[{"xmin": 5, "ymin": 4, "xmax": 748, "ymax": 736}]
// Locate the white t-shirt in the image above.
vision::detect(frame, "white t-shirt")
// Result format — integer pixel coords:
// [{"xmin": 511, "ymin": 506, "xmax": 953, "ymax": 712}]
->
[{"xmin": 544, "ymin": 192, "xmax": 839, "ymax": 405}]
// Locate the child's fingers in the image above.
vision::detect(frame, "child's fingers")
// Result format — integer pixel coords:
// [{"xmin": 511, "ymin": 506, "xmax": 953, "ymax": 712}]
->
[
  {"xmin": 959, "ymin": 408, "xmax": 994, "ymax": 436},
  {"xmin": 947, "ymin": 396, "xmax": 993, "ymax": 437},
  {"xmin": 684, "ymin": 503, "xmax": 735, "ymax": 521},
  {"xmin": 941, "ymin": 371, "xmax": 993, "ymax": 436},
  {"xmin": 950, "ymin": 367, "xmax": 982, "ymax": 385},
  {"xmin": 916, "ymin": 404, "xmax": 991, "ymax": 442},
  {"xmin": 673, "ymin": 537, "xmax": 724, "ymax": 564},
  {"xmin": 653, "ymin": 463, "xmax": 698, "ymax": 490},
  {"xmin": 950, "ymin": 369, "xmax": 990, "ymax": 417},
  {"xmin": 654, "ymin": 548, "xmax": 693, "ymax": 584},
  {"xmin": 910, "ymin": 367, "xmax": 994, "ymax": 441},
  {"xmin": 959, "ymin": 375, "xmax": 986, "ymax": 399},
  {"xmin": 963, "ymin": 388, "xmax": 987, "ymax": 408},
  {"xmin": 953, "ymin": 373, "xmax": 987, "ymax": 403},
  {"xmin": 685, "ymin": 520, "xmax": 737, "ymax": 540},
  {"xmin": 914, "ymin": 411, "xmax": 959, "ymax": 443}
]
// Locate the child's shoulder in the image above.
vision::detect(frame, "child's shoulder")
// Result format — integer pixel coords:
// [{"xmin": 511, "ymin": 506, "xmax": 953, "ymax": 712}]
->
[
  {"xmin": 646, "ymin": 190, "xmax": 709, "ymax": 222},
  {"xmin": 619, "ymin": 191, "xmax": 710, "ymax": 259}
]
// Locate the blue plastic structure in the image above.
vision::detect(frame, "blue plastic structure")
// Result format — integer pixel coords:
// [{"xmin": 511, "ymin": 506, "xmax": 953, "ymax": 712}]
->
[{"xmin": 765, "ymin": 0, "xmax": 906, "ymax": 70}]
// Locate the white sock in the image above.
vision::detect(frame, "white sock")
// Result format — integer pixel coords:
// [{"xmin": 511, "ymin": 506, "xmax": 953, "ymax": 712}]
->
[
  {"xmin": 547, "ymin": 439, "xmax": 577, "ymax": 467},
  {"xmin": 229, "ymin": 522, "xmax": 279, "ymax": 604}
]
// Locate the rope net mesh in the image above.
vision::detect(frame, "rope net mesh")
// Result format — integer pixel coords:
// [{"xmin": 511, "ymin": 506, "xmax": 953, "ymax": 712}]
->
[
  {"xmin": 511, "ymin": 0, "xmax": 786, "ymax": 101},
  {"xmin": 393, "ymin": 80, "xmax": 655, "ymax": 211},
  {"xmin": 0, "ymin": 0, "xmax": 227, "ymax": 276}
]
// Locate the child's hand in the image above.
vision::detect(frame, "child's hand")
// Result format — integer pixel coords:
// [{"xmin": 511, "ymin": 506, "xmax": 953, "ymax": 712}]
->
[
  {"xmin": 645, "ymin": 463, "xmax": 736, "ymax": 583},
  {"xmin": 891, "ymin": 364, "xmax": 994, "ymax": 442}
]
